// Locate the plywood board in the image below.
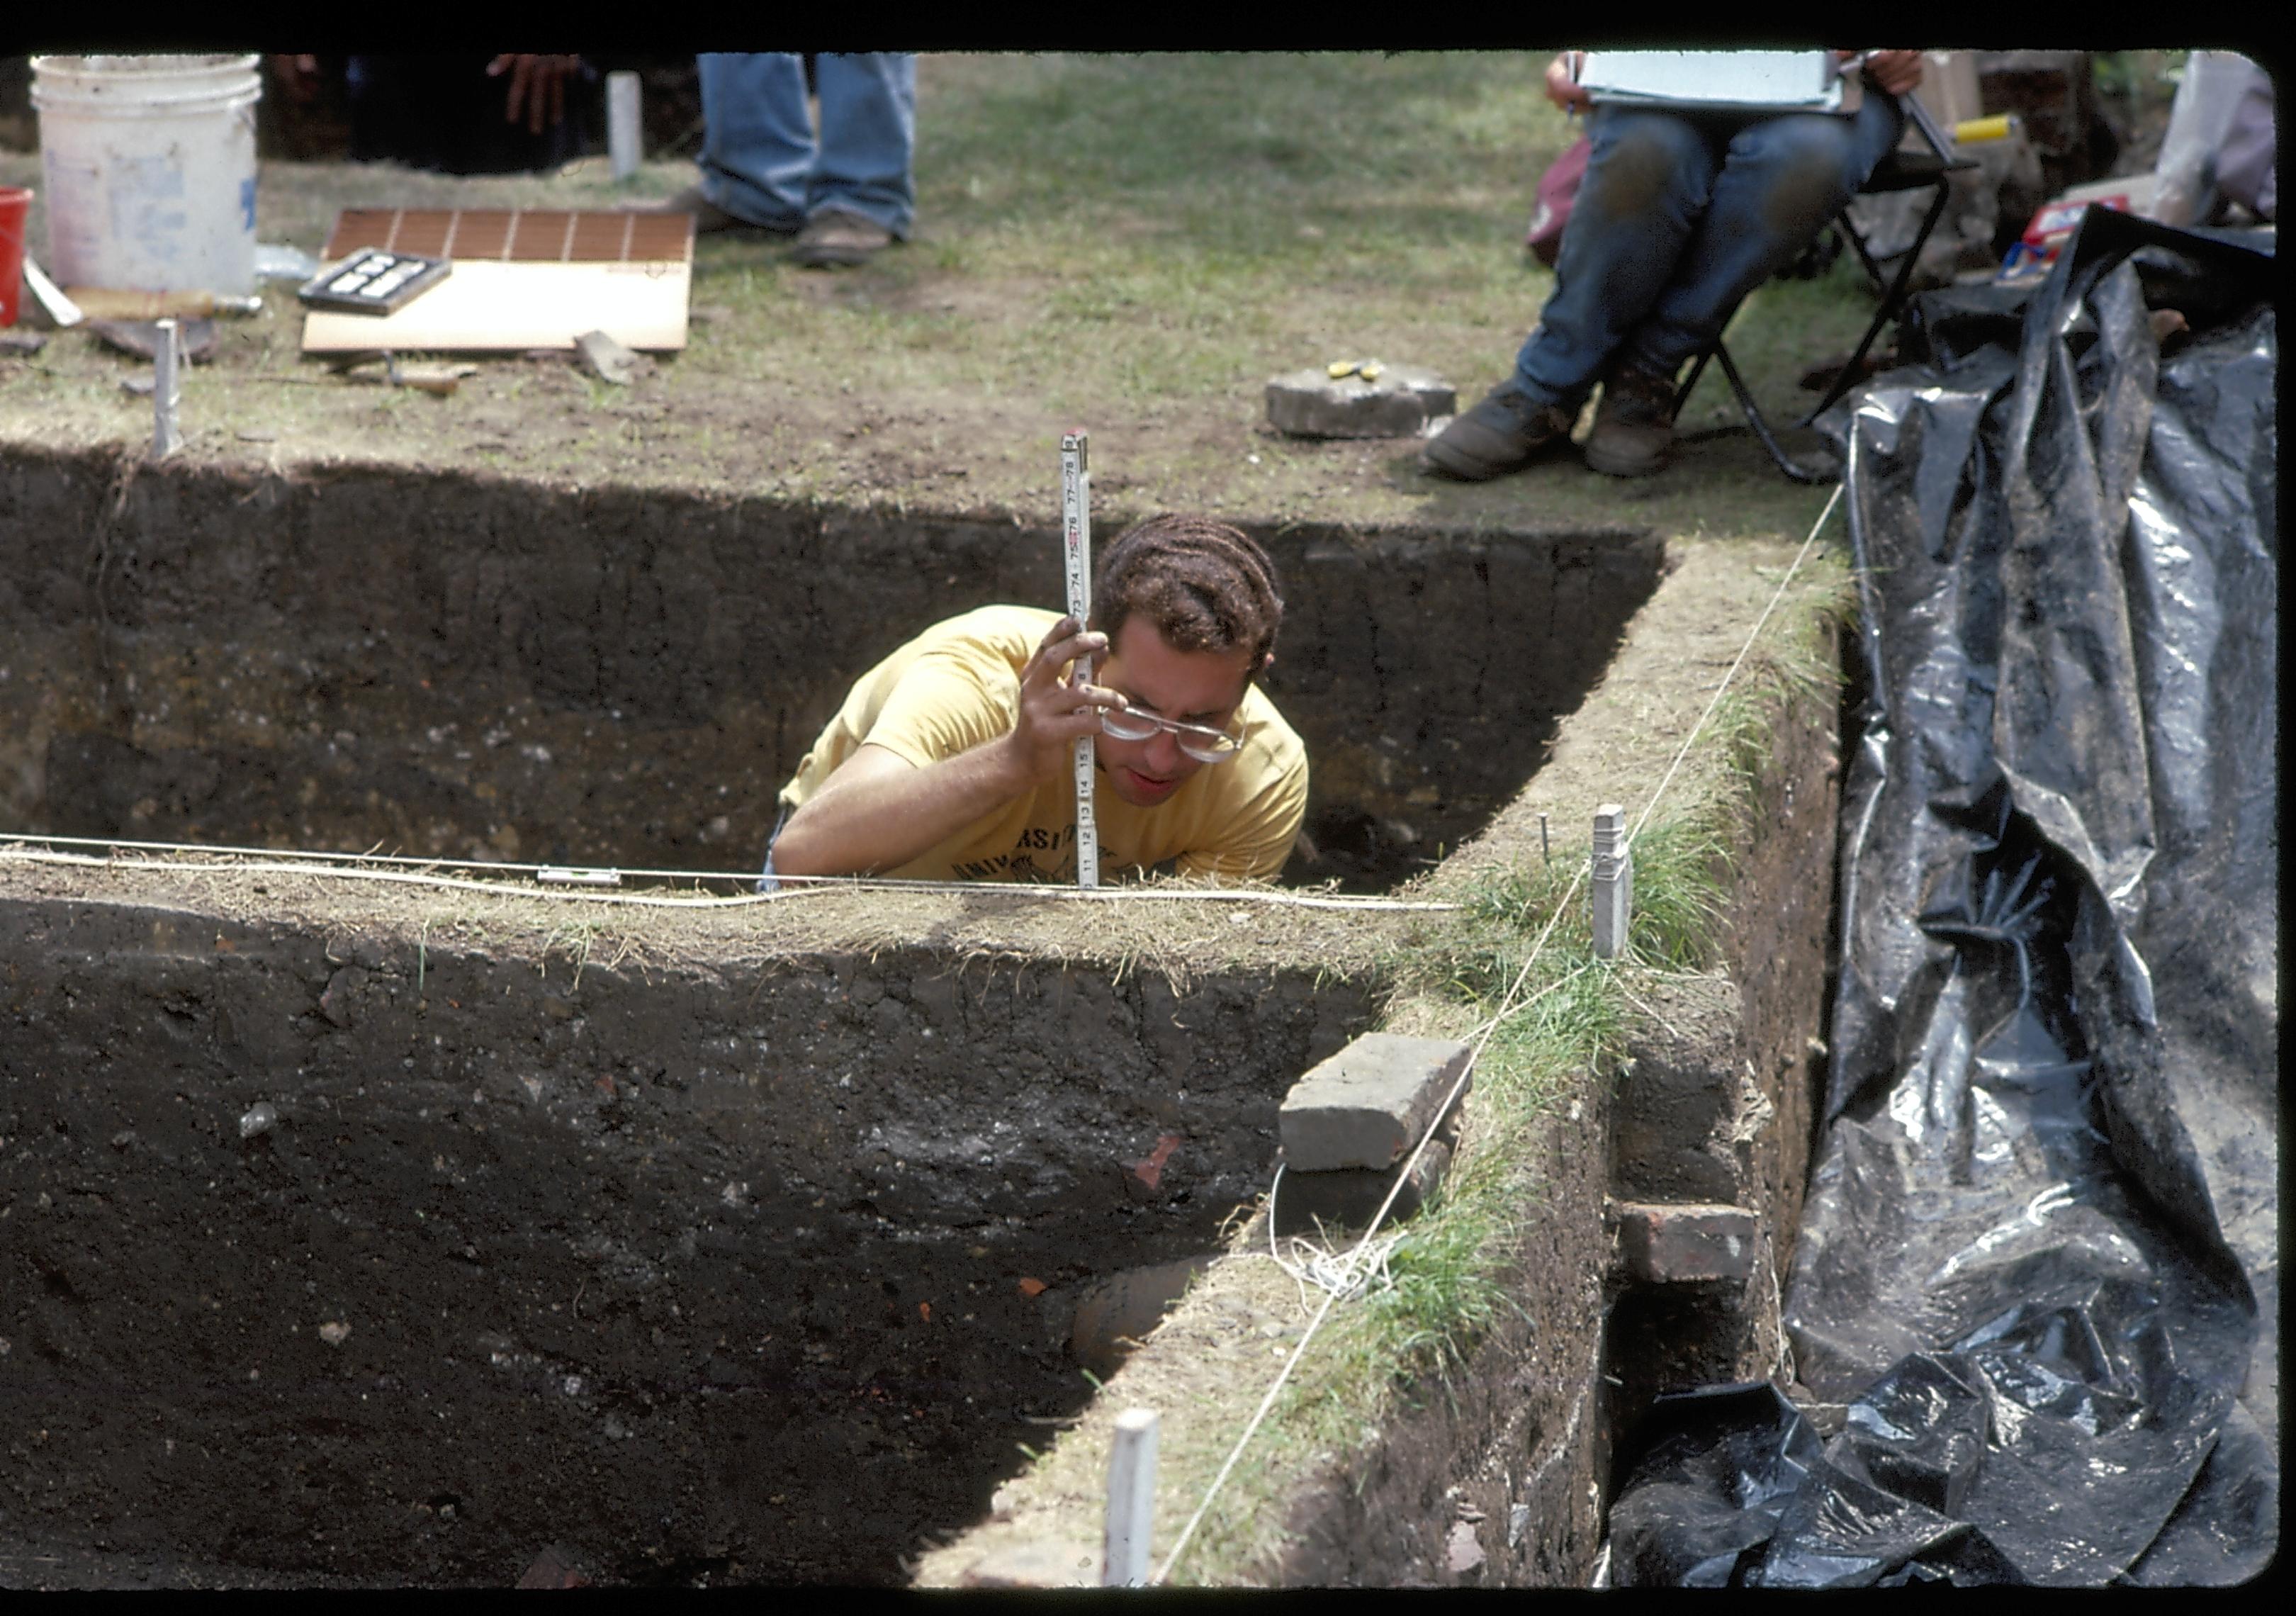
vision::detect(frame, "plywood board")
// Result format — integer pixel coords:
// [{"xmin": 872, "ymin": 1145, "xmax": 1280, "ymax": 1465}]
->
[{"xmin": 300, "ymin": 207, "xmax": 694, "ymax": 354}]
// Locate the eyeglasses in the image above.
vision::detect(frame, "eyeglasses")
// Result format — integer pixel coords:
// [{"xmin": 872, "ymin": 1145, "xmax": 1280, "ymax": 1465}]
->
[{"xmin": 1098, "ymin": 704, "xmax": 1244, "ymax": 763}]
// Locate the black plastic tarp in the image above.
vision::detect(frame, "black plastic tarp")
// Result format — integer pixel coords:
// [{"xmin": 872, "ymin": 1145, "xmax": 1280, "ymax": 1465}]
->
[{"xmin": 1607, "ymin": 209, "xmax": 2277, "ymax": 1587}]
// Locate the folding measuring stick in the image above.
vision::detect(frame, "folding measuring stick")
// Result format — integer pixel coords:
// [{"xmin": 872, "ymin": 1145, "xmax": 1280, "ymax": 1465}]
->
[{"xmin": 1060, "ymin": 432, "xmax": 1100, "ymax": 888}]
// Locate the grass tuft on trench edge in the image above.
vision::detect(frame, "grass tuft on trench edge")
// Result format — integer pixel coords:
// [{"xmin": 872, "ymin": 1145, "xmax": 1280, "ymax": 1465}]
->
[{"xmin": 1160, "ymin": 555, "xmax": 1852, "ymax": 1584}]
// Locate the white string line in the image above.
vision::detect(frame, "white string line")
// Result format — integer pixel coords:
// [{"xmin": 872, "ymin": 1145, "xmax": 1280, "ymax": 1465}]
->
[
  {"xmin": 1154, "ymin": 486, "xmax": 1847, "ymax": 1583},
  {"xmin": 1465, "ymin": 960, "xmax": 1596, "ymax": 1046},
  {"xmin": 0, "ymin": 838, "xmax": 1459, "ymax": 914},
  {"xmin": 0, "ymin": 850, "xmax": 787, "ymax": 911},
  {"xmin": 1624, "ymin": 481, "xmax": 1843, "ymax": 854},
  {"xmin": 1262, "ymin": 960, "xmax": 1597, "ymax": 1305},
  {"xmin": 1265, "ymin": 1167, "xmax": 1407, "ymax": 1308}
]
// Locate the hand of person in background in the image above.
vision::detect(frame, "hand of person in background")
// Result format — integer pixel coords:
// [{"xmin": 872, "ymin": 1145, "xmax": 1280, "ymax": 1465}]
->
[
  {"xmin": 487, "ymin": 55, "xmax": 584, "ymax": 135},
  {"xmin": 1838, "ymin": 50, "xmax": 1925, "ymax": 97},
  {"xmin": 1543, "ymin": 52, "xmax": 1592, "ymax": 115},
  {"xmin": 267, "ymin": 55, "xmax": 322, "ymax": 104}
]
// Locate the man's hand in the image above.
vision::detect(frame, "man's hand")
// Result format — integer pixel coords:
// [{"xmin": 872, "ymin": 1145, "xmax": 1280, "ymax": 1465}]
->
[
  {"xmin": 1544, "ymin": 52, "xmax": 1592, "ymax": 115},
  {"xmin": 487, "ymin": 54, "xmax": 583, "ymax": 135},
  {"xmin": 1000, "ymin": 616, "xmax": 1122, "ymax": 786},
  {"xmin": 769, "ymin": 617, "xmax": 1123, "ymax": 880},
  {"xmin": 1838, "ymin": 50, "xmax": 1926, "ymax": 98}
]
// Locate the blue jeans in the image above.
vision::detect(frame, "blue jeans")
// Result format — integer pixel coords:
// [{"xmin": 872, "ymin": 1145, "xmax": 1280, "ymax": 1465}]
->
[
  {"xmin": 697, "ymin": 53, "xmax": 916, "ymax": 237},
  {"xmin": 1513, "ymin": 94, "xmax": 1904, "ymax": 409}
]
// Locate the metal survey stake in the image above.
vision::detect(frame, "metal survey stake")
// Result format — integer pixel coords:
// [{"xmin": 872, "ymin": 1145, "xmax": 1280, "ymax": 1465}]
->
[
  {"xmin": 607, "ymin": 70, "xmax": 643, "ymax": 182},
  {"xmin": 1103, "ymin": 1407, "xmax": 1159, "ymax": 1586},
  {"xmin": 150, "ymin": 318, "xmax": 183, "ymax": 460},
  {"xmin": 1062, "ymin": 432, "xmax": 1100, "ymax": 888},
  {"xmin": 1591, "ymin": 803, "xmax": 1631, "ymax": 959}
]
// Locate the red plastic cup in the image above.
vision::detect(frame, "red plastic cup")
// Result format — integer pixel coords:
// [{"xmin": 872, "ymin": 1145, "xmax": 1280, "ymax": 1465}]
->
[{"xmin": 0, "ymin": 187, "xmax": 32, "ymax": 328}]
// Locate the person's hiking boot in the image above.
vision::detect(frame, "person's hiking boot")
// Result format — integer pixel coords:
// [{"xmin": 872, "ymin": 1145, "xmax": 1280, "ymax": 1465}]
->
[
  {"xmin": 645, "ymin": 184, "xmax": 794, "ymax": 235},
  {"xmin": 1421, "ymin": 385, "xmax": 1575, "ymax": 481},
  {"xmin": 1583, "ymin": 362, "xmax": 1681, "ymax": 478},
  {"xmin": 791, "ymin": 208, "xmax": 896, "ymax": 269}
]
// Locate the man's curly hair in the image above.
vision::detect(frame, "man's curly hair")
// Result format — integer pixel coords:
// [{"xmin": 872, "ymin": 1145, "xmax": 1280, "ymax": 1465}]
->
[{"xmin": 1088, "ymin": 513, "xmax": 1283, "ymax": 680}]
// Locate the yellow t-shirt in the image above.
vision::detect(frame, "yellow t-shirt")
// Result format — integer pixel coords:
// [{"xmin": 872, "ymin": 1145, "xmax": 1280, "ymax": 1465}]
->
[{"xmin": 778, "ymin": 605, "xmax": 1307, "ymax": 882}]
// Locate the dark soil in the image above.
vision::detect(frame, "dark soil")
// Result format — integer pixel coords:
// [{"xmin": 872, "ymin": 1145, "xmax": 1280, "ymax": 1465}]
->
[{"xmin": 0, "ymin": 859, "xmax": 1379, "ymax": 1584}]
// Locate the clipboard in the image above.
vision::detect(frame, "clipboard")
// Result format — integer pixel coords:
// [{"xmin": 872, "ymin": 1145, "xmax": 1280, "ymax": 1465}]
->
[{"xmin": 1574, "ymin": 51, "xmax": 1855, "ymax": 114}]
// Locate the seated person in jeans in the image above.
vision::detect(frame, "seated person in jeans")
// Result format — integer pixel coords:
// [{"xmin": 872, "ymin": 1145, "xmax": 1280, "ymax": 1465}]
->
[
  {"xmin": 1425, "ymin": 49, "xmax": 1925, "ymax": 481},
  {"xmin": 765, "ymin": 515, "xmax": 1306, "ymax": 885}
]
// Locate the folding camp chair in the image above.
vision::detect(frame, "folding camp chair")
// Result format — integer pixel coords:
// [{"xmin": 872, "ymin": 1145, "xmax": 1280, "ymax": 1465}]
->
[{"xmin": 1672, "ymin": 91, "xmax": 1979, "ymax": 482}]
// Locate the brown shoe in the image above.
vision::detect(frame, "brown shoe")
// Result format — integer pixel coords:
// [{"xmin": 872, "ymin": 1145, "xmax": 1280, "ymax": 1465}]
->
[
  {"xmin": 1421, "ymin": 385, "xmax": 1576, "ymax": 481},
  {"xmin": 643, "ymin": 184, "xmax": 795, "ymax": 235},
  {"xmin": 1583, "ymin": 362, "xmax": 1680, "ymax": 478},
  {"xmin": 791, "ymin": 208, "xmax": 896, "ymax": 269}
]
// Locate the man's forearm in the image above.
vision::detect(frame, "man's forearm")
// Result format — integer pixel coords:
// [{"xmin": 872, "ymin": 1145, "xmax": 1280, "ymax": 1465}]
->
[{"xmin": 769, "ymin": 738, "xmax": 1038, "ymax": 877}]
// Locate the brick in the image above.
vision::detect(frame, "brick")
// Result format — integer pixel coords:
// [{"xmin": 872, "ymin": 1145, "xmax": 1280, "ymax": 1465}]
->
[
  {"xmin": 1265, "ymin": 366, "xmax": 1456, "ymax": 439},
  {"xmin": 1611, "ymin": 1201, "xmax": 1759, "ymax": 1284},
  {"xmin": 1279, "ymin": 1032, "xmax": 1472, "ymax": 1172},
  {"xmin": 1273, "ymin": 1138, "xmax": 1451, "ymax": 1237}
]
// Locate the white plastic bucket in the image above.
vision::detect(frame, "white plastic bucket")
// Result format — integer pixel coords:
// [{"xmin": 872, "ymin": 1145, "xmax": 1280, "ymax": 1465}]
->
[{"xmin": 30, "ymin": 54, "xmax": 261, "ymax": 295}]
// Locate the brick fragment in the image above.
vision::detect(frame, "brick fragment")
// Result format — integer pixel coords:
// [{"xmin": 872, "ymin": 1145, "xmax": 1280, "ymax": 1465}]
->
[
  {"xmin": 515, "ymin": 1543, "xmax": 589, "ymax": 1588},
  {"xmin": 1280, "ymin": 1032, "xmax": 1471, "ymax": 1172}
]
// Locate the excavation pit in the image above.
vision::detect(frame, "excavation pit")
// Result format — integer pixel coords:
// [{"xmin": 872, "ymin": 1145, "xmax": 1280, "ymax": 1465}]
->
[
  {"xmin": 2, "ymin": 450, "xmax": 1665, "ymax": 893},
  {"xmin": 1, "ymin": 447, "xmax": 1748, "ymax": 1586}
]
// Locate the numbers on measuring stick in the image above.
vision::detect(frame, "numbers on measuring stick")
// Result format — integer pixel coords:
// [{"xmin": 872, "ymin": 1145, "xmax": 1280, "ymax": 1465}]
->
[{"xmin": 1062, "ymin": 432, "xmax": 1098, "ymax": 890}]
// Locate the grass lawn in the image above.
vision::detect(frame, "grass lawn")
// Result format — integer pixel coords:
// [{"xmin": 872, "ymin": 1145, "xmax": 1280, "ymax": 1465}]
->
[{"xmin": 2, "ymin": 52, "xmax": 1876, "ymax": 541}]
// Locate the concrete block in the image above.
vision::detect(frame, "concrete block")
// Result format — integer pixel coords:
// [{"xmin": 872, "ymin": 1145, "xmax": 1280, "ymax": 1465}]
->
[
  {"xmin": 1266, "ymin": 366, "xmax": 1456, "ymax": 439},
  {"xmin": 1273, "ymin": 1138, "xmax": 1451, "ymax": 1237},
  {"xmin": 1280, "ymin": 1031, "xmax": 1472, "ymax": 1172},
  {"xmin": 1611, "ymin": 1201, "xmax": 1758, "ymax": 1284}
]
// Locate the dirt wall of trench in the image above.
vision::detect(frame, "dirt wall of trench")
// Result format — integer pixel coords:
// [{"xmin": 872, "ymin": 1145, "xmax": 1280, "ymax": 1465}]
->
[
  {"xmin": 0, "ymin": 448, "xmax": 1662, "ymax": 890},
  {"xmin": 0, "ymin": 874, "xmax": 1378, "ymax": 1584}
]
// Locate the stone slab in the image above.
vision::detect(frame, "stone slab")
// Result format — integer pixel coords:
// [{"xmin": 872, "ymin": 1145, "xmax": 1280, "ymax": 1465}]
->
[
  {"xmin": 1611, "ymin": 1201, "xmax": 1759, "ymax": 1284},
  {"xmin": 1266, "ymin": 365, "xmax": 1456, "ymax": 439},
  {"xmin": 1272, "ymin": 1138, "xmax": 1452, "ymax": 1237},
  {"xmin": 1279, "ymin": 1031, "xmax": 1473, "ymax": 1172}
]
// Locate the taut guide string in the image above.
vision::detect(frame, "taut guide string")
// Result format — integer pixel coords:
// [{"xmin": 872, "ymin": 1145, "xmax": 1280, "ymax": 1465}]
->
[
  {"xmin": 0, "ymin": 837, "xmax": 1456, "ymax": 914},
  {"xmin": 1062, "ymin": 430, "xmax": 1099, "ymax": 890},
  {"xmin": 1154, "ymin": 482, "xmax": 1845, "ymax": 1585}
]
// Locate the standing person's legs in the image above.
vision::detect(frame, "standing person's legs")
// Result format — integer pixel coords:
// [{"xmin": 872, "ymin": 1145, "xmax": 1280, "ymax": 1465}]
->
[
  {"xmin": 1424, "ymin": 106, "xmax": 1720, "ymax": 480},
  {"xmin": 792, "ymin": 53, "xmax": 915, "ymax": 266},
  {"xmin": 806, "ymin": 53, "xmax": 916, "ymax": 236},
  {"xmin": 694, "ymin": 52, "xmax": 816, "ymax": 230}
]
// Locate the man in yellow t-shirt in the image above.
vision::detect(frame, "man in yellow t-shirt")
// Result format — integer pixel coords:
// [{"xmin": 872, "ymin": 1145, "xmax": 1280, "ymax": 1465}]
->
[{"xmin": 767, "ymin": 514, "xmax": 1307, "ymax": 885}]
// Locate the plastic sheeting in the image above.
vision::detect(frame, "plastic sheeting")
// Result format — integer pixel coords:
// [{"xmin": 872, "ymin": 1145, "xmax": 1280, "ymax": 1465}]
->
[{"xmin": 1609, "ymin": 208, "xmax": 2276, "ymax": 1587}]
